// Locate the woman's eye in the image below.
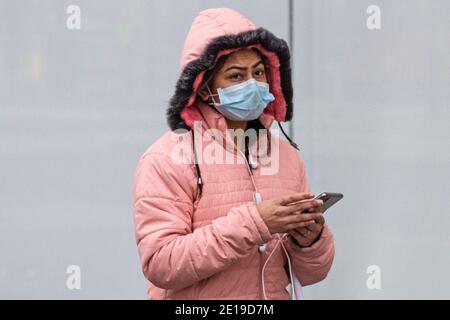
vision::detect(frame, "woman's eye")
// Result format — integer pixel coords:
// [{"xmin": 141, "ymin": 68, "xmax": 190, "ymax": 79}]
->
[
  {"xmin": 229, "ymin": 73, "xmax": 242, "ymax": 80},
  {"xmin": 254, "ymin": 69, "xmax": 265, "ymax": 77}
]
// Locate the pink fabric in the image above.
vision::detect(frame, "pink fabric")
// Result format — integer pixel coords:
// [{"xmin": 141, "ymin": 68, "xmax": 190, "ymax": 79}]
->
[
  {"xmin": 133, "ymin": 8, "xmax": 335, "ymax": 300},
  {"xmin": 179, "ymin": 8, "xmax": 257, "ymax": 72}
]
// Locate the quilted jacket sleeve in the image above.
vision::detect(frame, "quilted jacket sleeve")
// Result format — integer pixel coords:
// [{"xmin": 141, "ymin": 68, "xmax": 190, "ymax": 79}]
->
[{"xmin": 283, "ymin": 153, "xmax": 335, "ymax": 286}]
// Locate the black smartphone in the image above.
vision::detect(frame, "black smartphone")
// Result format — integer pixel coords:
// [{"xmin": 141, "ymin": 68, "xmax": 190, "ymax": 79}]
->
[{"xmin": 313, "ymin": 192, "xmax": 343, "ymax": 213}]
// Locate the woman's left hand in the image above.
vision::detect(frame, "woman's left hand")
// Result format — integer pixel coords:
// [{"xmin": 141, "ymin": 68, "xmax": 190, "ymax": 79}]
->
[{"xmin": 289, "ymin": 208, "xmax": 325, "ymax": 247}]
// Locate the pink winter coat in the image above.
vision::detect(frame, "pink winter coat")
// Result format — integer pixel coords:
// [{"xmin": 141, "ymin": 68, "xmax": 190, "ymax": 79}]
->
[{"xmin": 133, "ymin": 8, "xmax": 334, "ymax": 300}]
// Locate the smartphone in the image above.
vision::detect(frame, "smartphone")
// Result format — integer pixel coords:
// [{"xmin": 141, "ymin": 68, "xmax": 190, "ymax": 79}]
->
[{"xmin": 313, "ymin": 192, "xmax": 343, "ymax": 213}]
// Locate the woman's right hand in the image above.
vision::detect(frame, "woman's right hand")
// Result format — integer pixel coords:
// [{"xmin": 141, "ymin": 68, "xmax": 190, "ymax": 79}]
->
[{"xmin": 256, "ymin": 192, "xmax": 323, "ymax": 234}]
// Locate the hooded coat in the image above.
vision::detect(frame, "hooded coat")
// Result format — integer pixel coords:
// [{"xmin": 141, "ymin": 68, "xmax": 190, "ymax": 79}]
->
[{"xmin": 133, "ymin": 8, "xmax": 335, "ymax": 300}]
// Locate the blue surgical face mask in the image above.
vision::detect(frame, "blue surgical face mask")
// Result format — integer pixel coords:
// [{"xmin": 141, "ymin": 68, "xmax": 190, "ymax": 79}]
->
[{"xmin": 207, "ymin": 78, "xmax": 275, "ymax": 121}]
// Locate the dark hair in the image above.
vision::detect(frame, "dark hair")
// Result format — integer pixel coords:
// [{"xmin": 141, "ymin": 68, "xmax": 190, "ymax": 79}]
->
[{"xmin": 199, "ymin": 54, "xmax": 228, "ymax": 94}]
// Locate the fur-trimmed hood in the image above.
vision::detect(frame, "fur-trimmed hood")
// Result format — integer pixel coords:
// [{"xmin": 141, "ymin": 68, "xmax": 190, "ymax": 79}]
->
[{"xmin": 167, "ymin": 8, "xmax": 293, "ymax": 131}]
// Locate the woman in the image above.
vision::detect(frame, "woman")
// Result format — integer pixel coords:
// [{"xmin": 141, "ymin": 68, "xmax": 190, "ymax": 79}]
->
[{"xmin": 133, "ymin": 8, "xmax": 334, "ymax": 300}]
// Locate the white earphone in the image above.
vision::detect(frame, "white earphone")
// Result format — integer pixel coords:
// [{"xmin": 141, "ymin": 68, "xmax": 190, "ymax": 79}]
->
[{"xmin": 237, "ymin": 147, "xmax": 303, "ymax": 300}]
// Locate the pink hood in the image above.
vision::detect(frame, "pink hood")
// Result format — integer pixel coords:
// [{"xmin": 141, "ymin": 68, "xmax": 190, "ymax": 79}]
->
[{"xmin": 167, "ymin": 7, "xmax": 294, "ymax": 132}]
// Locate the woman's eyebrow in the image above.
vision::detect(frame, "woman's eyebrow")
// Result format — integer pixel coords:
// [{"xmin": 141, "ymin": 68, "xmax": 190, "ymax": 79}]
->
[
  {"xmin": 252, "ymin": 60, "xmax": 263, "ymax": 68},
  {"xmin": 224, "ymin": 65, "xmax": 246, "ymax": 72},
  {"xmin": 224, "ymin": 60, "xmax": 263, "ymax": 72}
]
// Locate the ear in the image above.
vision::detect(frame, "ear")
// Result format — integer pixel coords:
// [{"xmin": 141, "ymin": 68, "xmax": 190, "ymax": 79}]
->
[{"xmin": 198, "ymin": 87, "xmax": 210, "ymax": 101}]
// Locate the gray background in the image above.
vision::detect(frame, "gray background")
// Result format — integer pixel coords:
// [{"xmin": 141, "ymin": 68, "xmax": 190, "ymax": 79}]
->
[{"xmin": 0, "ymin": 0, "xmax": 448, "ymax": 299}]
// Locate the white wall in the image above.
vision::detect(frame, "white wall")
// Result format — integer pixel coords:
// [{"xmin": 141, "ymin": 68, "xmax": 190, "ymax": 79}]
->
[{"xmin": 294, "ymin": 0, "xmax": 450, "ymax": 299}]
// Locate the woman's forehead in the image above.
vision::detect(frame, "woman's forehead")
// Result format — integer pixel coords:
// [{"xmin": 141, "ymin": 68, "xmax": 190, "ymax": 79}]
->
[{"xmin": 222, "ymin": 49, "xmax": 262, "ymax": 67}]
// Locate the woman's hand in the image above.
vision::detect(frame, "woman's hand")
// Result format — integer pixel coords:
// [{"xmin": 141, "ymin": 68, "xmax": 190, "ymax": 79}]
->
[
  {"xmin": 256, "ymin": 192, "xmax": 324, "ymax": 234},
  {"xmin": 289, "ymin": 206, "xmax": 325, "ymax": 247}
]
